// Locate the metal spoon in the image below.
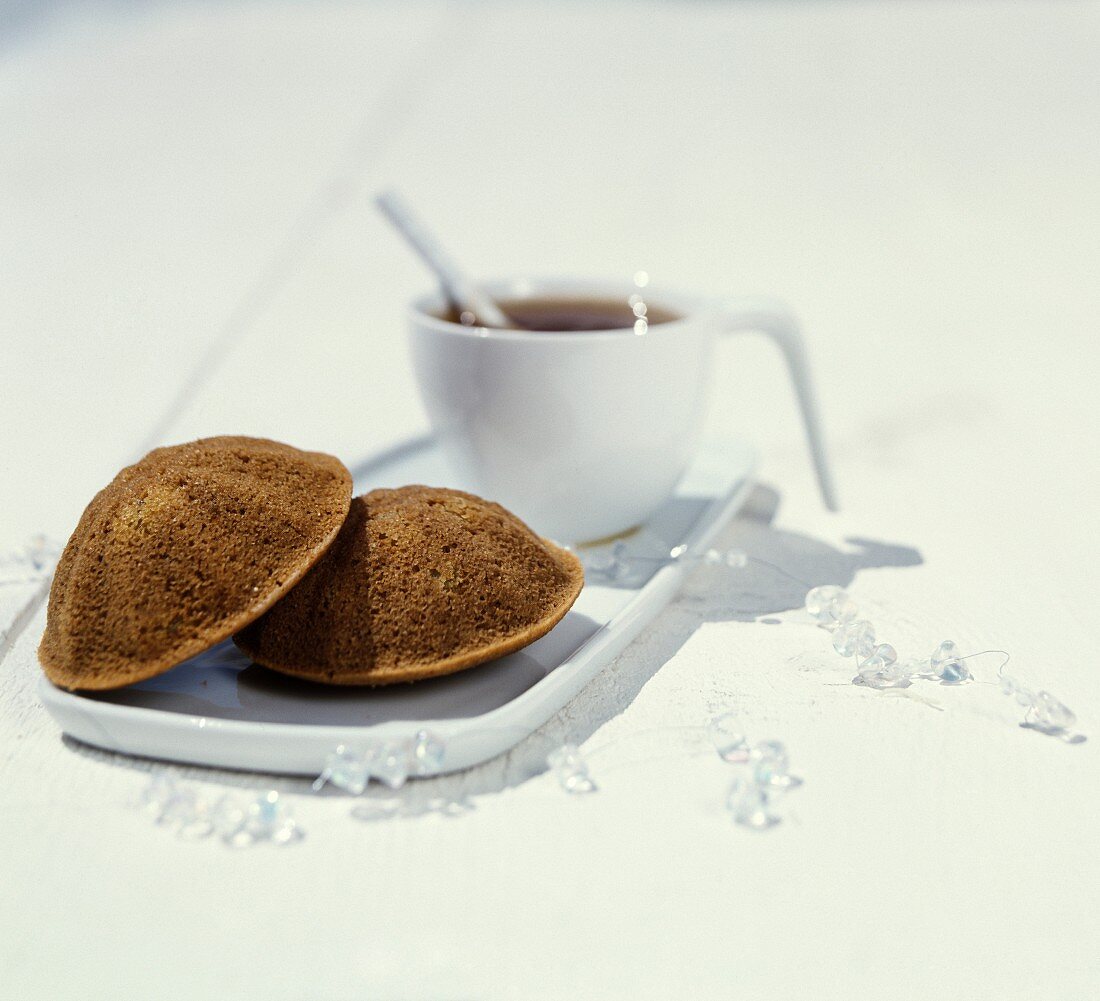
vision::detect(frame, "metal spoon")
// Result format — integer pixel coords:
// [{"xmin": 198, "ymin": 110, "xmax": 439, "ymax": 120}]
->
[{"xmin": 375, "ymin": 189, "xmax": 513, "ymax": 328}]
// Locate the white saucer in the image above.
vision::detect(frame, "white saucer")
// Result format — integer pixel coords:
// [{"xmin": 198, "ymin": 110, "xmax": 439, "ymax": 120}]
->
[{"xmin": 39, "ymin": 435, "xmax": 757, "ymax": 777}]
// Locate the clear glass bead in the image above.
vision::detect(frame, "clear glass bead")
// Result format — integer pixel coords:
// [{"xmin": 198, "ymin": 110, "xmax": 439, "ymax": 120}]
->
[
  {"xmin": 246, "ymin": 791, "xmax": 280, "ymax": 833},
  {"xmin": 827, "ymin": 594, "xmax": 858, "ymax": 626},
  {"xmin": 1033, "ymin": 691, "xmax": 1076, "ymax": 730},
  {"xmin": 931, "ymin": 640, "xmax": 960, "ymax": 670},
  {"xmin": 831, "ymin": 621, "xmax": 854, "ymax": 656},
  {"xmin": 855, "ymin": 624, "xmax": 877, "ymax": 658},
  {"xmin": 857, "ymin": 669, "xmax": 888, "ymax": 689},
  {"xmin": 857, "ymin": 653, "xmax": 885, "ymax": 676},
  {"xmin": 241, "ymin": 791, "xmax": 300, "ymax": 846},
  {"xmin": 750, "ymin": 740, "xmax": 790, "ymax": 786},
  {"xmin": 370, "ymin": 741, "xmax": 412, "ymax": 790},
  {"xmin": 268, "ymin": 816, "xmax": 301, "ymax": 847},
  {"xmin": 315, "ymin": 744, "xmax": 371, "ymax": 794},
  {"xmin": 726, "ymin": 778, "xmax": 779, "ymax": 830},
  {"xmin": 761, "ymin": 772, "xmax": 802, "ymax": 801},
  {"xmin": 856, "ymin": 654, "xmax": 906, "ymax": 689},
  {"xmin": 833, "ymin": 619, "xmax": 874, "ymax": 658},
  {"xmin": 805, "ymin": 585, "xmax": 843, "ymax": 622},
  {"xmin": 707, "ymin": 712, "xmax": 750, "ymax": 763},
  {"xmin": 937, "ymin": 659, "xmax": 970, "ymax": 684},
  {"xmin": 547, "ymin": 744, "xmax": 596, "ymax": 794},
  {"xmin": 756, "ymin": 765, "xmax": 802, "ymax": 792},
  {"xmin": 700, "ymin": 548, "xmax": 748, "ymax": 568},
  {"xmin": 413, "ymin": 730, "xmax": 446, "ymax": 774},
  {"xmin": 999, "ymin": 674, "xmax": 1019, "ymax": 696},
  {"xmin": 872, "ymin": 643, "xmax": 897, "ymax": 666}
]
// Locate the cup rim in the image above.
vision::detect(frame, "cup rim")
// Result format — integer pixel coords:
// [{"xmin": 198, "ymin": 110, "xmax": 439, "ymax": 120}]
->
[{"xmin": 409, "ymin": 275, "xmax": 703, "ymax": 341}]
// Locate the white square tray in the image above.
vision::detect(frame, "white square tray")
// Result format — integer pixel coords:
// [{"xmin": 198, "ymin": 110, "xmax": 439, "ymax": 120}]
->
[{"xmin": 39, "ymin": 435, "xmax": 756, "ymax": 776}]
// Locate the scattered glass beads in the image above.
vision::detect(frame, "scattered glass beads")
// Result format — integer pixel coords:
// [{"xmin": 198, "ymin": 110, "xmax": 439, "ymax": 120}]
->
[
  {"xmin": 937, "ymin": 659, "xmax": 970, "ymax": 684},
  {"xmin": 872, "ymin": 642, "xmax": 898, "ymax": 665},
  {"xmin": 806, "ymin": 586, "xmax": 1080, "ymax": 736},
  {"xmin": 707, "ymin": 720, "xmax": 802, "ymax": 829},
  {"xmin": 370, "ymin": 741, "xmax": 412, "ymax": 790},
  {"xmin": 1031, "ymin": 690, "xmax": 1077, "ymax": 731},
  {"xmin": 707, "ymin": 712, "xmax": 751, "ymax": 763},
  {"xmin": 726, "ymin": 777, "xmax": 778, "ymax": 830},
  {"xmin": 314, "ymin": 745, "xmax": 372, "ymax": 795},
  {"xmin": 930, "ymin": 640, "xmax": 959, "ymax": 669},
  {"xmin": 543, "ymin": 721, "xmax": 803, "ymax": 824},
  {"xmin": 242, "ymin": 791, "xmax": 301, "ymax": 846},
  {"xmin": 928, "ymin": 640, "xmax": 969, "ymax": 684},
  {"xmin": 301, "ymin": 731, "xmax": 458, "ymax": 826},
  {"xmin": 1001, "ymin": 675, "xmax": 1077, "ymax": 732},
  {"xmin": 413, "ymin": 729, "xmax": 447, "ymax": 773},
  {"xmin": 313, "ymin": 730, "xmax": 446, "ymax": 794},
  {"xmin": 701, "ymin": 547, "xmax": 749, "ymax": 569},
  {"xmin": 137, "ymin": 774, "xmax": 302, "ymax": 846},
  {"xmin": 855, "ymin": 654, "xmax": 893, "ymax": 688},
  {"xmin": 547, "ymin": 744, "xmax": 597, "ymax": 794},
  {"xmin": 827, "ymin": 593, "xmax": 859, "ymax": 626},
  {"xmin": 832, "ymin": 619, "xmax": 875, "ymax": 658},
  {"xmin": 856, "ymin": 643, "xmax": 908, "ymax": 689},
  {"xmin": 581, "ymin": 544, "xmax": 751, "ymax": 583},
  {"xmin": 805, "ymin": 584, "xmax": 844, "ymax": 623},
  {"xmin": 750, "ymin": 740, "xmax": 802, "ymax": 791}
]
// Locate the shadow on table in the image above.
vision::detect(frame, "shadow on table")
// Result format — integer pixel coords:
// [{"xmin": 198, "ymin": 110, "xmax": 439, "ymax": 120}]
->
[
  {"xmin": 61, "ymin": 483, "xmax": 924, "ymax": 812},
  {"xmin": 349, "ymin": 486, "xmax": 919, "ymax": 814},
  {"xmin": 419, "ymin": 482, "xmax": 923, "ymax": 804}
]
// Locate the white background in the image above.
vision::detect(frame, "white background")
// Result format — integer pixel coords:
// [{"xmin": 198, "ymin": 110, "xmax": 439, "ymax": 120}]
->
[{"xmin": 1, "ymin": 2, "xmax": 1098, "ymax": 998}]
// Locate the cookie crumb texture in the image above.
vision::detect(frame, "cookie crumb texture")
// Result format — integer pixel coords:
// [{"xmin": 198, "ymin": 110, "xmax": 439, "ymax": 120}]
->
[
  {"xmin": 234, "ymin": 486, "xmax": 584, "ymax": 684},
  {"xmin": 39, "ymin": 436, "xmax": 352, "ymax": 690}
]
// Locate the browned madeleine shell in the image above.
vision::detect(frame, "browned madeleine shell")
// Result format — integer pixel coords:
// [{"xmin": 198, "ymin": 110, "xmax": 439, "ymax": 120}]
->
[
  {"xmin": 39, "ymin": 436, "xmax": 352, "ymax": 691},
  {"xmin": 233, "ymin": 486, "xmax": 584, "ymax": 685}
]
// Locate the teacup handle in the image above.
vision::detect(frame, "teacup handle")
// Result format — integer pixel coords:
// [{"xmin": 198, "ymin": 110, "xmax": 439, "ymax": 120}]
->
[{"xmin": 720, "ymin": 297, "xmax": 838, "ymax": 510}]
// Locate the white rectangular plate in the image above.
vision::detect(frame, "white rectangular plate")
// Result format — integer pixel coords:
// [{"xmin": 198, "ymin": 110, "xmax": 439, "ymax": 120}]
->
[{"xmin": 40, "ymin": 435, "xmax": 757, "ymax": 776}]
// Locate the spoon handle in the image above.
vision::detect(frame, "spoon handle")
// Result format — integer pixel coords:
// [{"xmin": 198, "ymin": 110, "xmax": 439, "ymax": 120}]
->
[{"xmin": 375, "ymin": 190, "xmax": 513, "ymax": 328}]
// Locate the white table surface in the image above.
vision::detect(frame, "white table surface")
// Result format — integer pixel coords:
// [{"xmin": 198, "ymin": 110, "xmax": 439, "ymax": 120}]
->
[{"xmin": 2, "ymin": 2, "xmax": 1098, "ymax": 998}]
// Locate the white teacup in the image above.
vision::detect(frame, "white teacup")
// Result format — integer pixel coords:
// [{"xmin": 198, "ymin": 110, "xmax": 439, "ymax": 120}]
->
[{"xmin": 409, "ymin": 277, "xmax": 836, "ymax": 543}]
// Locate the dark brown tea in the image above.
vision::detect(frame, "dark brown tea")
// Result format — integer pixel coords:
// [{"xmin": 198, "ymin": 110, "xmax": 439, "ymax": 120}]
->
[{"xmin": 438, "ymin": 295, "xmax": 682, "ymax": 332}]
